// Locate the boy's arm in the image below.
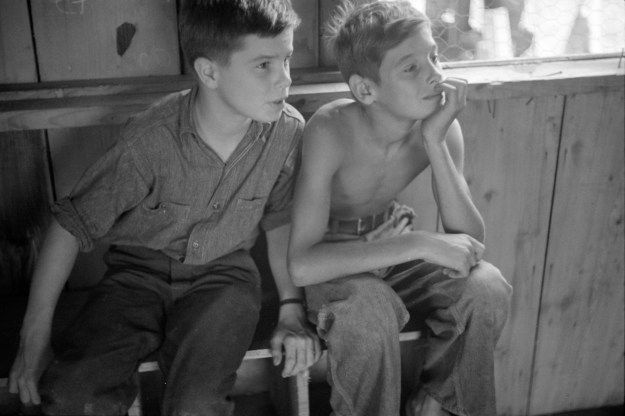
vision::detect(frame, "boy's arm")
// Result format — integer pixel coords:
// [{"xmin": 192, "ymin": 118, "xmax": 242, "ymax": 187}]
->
[
  {"xmin": 422, "ymin": 78, "xmax": 485, "ymax": 242},
  {"xmin": 9, "ymin": 217, "xmax": 79, "ymax": 405},
  {"xmin": 288, "ymin": 115, "xmax": 483, "ymax": 285},
  {"xmin": 266, "ymin": 224, "xmax": 321, "ymax": 377}
]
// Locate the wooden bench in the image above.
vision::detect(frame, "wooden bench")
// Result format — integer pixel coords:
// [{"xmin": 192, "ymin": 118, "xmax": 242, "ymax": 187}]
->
[{"xmin": 129, "ymin": 331, "xmax": 423, "ymax": 416}]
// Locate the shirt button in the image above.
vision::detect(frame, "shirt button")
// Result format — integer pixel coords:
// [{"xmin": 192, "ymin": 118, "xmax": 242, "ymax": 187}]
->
[
  {"xmin": 212, "ymin": 202, "xmax": 221, "ymax": 210},
  {"xmin": 192, "ymin": 241, "xmax": 200, "ymax": 250}
]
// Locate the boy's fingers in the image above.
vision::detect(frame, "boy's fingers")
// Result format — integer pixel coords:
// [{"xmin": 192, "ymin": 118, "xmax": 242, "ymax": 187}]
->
[
  {"xmin": 394, "ymin": 217, "xmax": 411, "ymax": 235},
  {"xmin": 27, "ymin": 380, "xmax": 41, "ymax": 405},
  {"xmin": 18, "ymin": 378, "xmax": 30, "ymax": 404},
  {"xmin": 313, "ymin": 337, "xmax": 322, "ymax": 362},
  {"xmin": 8, "ymin": 370, "xmax": 18, "ymax": 394},
  {"xmin": 282, "ymin": 336, "xmax": 308, "ymax": 377},
  {"xmin": 439, "ymin": 78, "xmax": 467, "ymax": 106},
  {"xmin": 364, "ymin": 217, "xmax": 394, "ymax": 241},
  {"xmin": 270, "ymin": 336, "xmax": 284, "ymax": 366},
  {"xmin": 281, "ymin": 336, "xmax": 296, "ymax": 376},
  {"xmin": 305, "ymin": 338, "xmax": 315, "ymax": 370}
]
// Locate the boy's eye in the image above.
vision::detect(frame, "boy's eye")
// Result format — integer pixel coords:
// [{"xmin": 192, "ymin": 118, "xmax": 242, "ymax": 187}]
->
[
  {"xmin": 257, "ymin": 61, "xmax": 270, "ymax": 69},
  {"xmin": 404, "ymin": 64, "xmax": 418, "ymax": 73}
]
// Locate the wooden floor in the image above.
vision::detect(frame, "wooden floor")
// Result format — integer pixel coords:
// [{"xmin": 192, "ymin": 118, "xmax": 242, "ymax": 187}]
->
[
  {"xmin": 234, "ymin": 388, "xmax": 623, "ymax": 416},
  {"xmin": 0, "ymin": 386, "xmax": 621, "ymax": 416},
  {"xmin": 234, "ymin": 382, "xmax": 333, "ymax": 416}
]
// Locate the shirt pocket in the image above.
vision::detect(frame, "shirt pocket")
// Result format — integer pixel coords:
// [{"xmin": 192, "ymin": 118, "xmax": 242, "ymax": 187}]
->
[
  {"xmin": 233, "ymin": 197, "xmax": 267, "ymax": 232},
  {"xmin": 116, "ymin": 201, "xmax": 191, "ymax": 248}
]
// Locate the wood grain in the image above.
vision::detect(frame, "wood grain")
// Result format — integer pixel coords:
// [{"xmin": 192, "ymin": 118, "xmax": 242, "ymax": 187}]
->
[
  {"xmin": 291, "ymin": 0, "xmax": 319, "ymax": 69},
  {"xmin": 460, "ymin": 95, "xmax": 563, "ymax": 415},
  {"xmin": 0, "ymin": 0, "xmax": 37, "ymax": 83},
  {"xmin": 529, "ymin": 90, "xmax": 625, "ymax": 414},
  {"xmin": 30, "ymin": 0, "xmax": 180, "ymax": 81}
]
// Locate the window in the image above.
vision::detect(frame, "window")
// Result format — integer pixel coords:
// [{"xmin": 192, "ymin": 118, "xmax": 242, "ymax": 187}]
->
[{"xmin": 406, "ymin": 0, "xmax": 625, "ymax": 62}]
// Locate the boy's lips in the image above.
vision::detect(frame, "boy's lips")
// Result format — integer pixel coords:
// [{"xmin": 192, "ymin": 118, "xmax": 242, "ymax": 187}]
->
[
  {"xmin": 423, "ymin": 92, "xmax": 443, "ymax": 100},
  {"xmin": 271, "ymin": 97, "xmax": 287, "ymax": 105}
]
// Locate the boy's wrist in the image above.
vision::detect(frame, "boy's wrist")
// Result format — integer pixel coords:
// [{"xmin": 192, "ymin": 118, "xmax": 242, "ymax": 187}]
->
[{"xmin": 423, "ymin": 136, "xmax": 447, "ymax": 152}]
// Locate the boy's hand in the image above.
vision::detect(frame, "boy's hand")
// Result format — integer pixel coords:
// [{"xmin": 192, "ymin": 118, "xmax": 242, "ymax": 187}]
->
[
  {"xmin": 270, "ymin": 304, "xmax": 321, "ymax": 378},
  {"xmin": 421, "ymin": 77, "xmax": 468, "ymax": 144},
  {"xmin": 419, "ymin": 231, "xmax": 484, "ymax": 279},
  {"xmin": 9, "ymin": 328, "xmax": 53, "ymax": 405}
]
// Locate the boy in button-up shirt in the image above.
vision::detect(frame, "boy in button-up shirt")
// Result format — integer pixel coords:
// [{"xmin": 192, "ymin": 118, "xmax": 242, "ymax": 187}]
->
[{"xmin": 9, "ymin": 1, "xmax": 320, "ymax": 415}]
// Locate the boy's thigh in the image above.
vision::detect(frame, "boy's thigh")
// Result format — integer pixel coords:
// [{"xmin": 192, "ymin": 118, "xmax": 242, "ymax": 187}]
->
[
  {"xmin": 387, "ymin": 260, "xmax": 511, "ymax": 319},
  {"xmin": 386, "ymin": 260, "xmax": 469, "ymax": 315},
  {"xmin": 305, "ymin": 274, "xmax": 409, "ymax": 333},
  {"xmin": 161, "ymin": 261, "xmax": 262, "ymax": 361},
  {"xmin": 55, "ymin": 271, "xmax": 166, "ymax": 360},
  {"xmin": 41, "ymin": 270, "xmax": 167, "ymax": 408}
]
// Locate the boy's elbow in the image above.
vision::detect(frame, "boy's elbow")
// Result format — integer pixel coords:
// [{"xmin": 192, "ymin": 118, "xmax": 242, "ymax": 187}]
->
[{"xmin": 287, "ymin": 256, "xmax": 311, "ymax": 287}]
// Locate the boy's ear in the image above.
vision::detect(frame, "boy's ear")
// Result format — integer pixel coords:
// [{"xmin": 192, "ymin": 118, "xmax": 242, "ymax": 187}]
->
[
  {"xmin": 194, "ymin": 57, "xmax": 219, "ymax": 89},
  {"xmin": 348, "ymin": 74, "xmax": 376, "ymax": 105}
]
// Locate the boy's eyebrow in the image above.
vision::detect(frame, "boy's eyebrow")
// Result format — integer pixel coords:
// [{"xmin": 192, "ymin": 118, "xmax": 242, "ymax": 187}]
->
[
  {"xmin": 249, "ymin": 50, "xmax": 294, "ymax": 62},
  {"xmin": 394, "ymin": 44, "xmax": 437, "ymax": 67},
  {"xmin": 396, "ymin": 53, "xmax": 416, "ymax": 66}
]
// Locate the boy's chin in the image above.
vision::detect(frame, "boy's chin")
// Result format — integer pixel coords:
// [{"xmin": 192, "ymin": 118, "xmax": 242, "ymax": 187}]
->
[
  {"xmin": 253, "ymin": 110, "xmax": 283, "ymax": 124},
  {"xmin": 414, "ymin": 105, "xmax": 440, "ymax": 121}
]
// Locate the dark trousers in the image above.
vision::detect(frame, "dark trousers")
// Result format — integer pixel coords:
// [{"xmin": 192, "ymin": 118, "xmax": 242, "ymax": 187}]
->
[{"xmin": 40, "ymin": 245, "xmax": 262, "ymax": 416}]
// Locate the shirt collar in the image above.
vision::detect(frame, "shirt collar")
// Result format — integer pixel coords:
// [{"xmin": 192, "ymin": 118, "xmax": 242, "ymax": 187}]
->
[{"xmin": 180, "ymin": 85, "xmax": 274, "ymax": 145}]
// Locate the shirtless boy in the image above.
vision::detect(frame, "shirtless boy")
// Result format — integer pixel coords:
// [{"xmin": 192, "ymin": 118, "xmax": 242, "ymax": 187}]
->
[{"xmin": 287, "ymin": 1, "xmax": 512, "ymax": 415}]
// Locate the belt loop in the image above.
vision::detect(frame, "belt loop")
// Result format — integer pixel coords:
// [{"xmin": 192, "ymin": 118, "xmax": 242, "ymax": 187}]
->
[{"xmin": 356, "ymin": 218, "xmax": 363, "ymax": 235}]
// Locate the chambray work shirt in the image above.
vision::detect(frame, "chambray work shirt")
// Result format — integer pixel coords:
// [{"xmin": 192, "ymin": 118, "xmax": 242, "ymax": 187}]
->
[{"xmin": 53, "ymin": 87, "xmax": 304, "ymax": 265}]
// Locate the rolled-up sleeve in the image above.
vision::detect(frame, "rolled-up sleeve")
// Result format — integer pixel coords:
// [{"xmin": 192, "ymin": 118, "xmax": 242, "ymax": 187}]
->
[{"xmin": 52, "ymin": 141, "xmax": 150, "ymax": 252}]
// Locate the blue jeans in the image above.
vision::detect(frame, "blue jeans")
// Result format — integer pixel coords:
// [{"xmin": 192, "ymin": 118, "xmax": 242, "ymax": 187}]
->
[
  {"xmin": 40, "ymin": 245, "xmax": 261, "ymax": 416},
  {"xmin": 305, "ymin": 233, "xmax": 512, "ymax": 416}
]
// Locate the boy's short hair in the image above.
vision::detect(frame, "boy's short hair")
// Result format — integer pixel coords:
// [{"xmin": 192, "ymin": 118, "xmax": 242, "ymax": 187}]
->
[
  {"xmin": 327, "ymin": 1, "xmax": 430, "ymax": 83},
  {"xmin": 179, "ymin": 0, "xmax": 300, "ymax": 69}
]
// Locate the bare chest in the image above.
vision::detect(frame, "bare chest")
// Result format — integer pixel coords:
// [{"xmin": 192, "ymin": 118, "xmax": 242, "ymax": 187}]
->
[{"xmin": 331, "ymin": 141, "xmax": 430, "ymax": 218}]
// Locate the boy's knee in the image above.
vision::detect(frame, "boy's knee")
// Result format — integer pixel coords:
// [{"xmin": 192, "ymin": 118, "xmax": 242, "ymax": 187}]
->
[
  {"xmin": 40, "ymin": 360, "xmax": 135, "ymax": 416},
  {"xmin": 475, "ymin": 261, "xmax": 512, "ymax": 302},
  {"xmin": 468, "ymin": 261, "xmax": 513, "ymax": 329}
]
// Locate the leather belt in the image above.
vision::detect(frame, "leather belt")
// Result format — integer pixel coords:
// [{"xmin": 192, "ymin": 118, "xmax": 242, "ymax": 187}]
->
[{"xmin": 328, "ymin": 204, "xmax": 395, "ymax": 236}]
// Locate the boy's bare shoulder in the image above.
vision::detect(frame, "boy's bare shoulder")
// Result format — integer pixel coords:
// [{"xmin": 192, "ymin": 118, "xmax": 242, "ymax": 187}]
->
[{"xmin": 306, "ymin": 98, "xmax": 360, "ymax": 142}]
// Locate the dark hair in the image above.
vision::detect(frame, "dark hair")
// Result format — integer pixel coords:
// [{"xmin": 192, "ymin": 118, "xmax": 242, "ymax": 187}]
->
[
  {"xmin": 326, "ymin": 0, "xmax": 430, "ymax": 83},
  {"xmin": 179, "ymin": 0, "xmax": 300, "ymax": 69}
]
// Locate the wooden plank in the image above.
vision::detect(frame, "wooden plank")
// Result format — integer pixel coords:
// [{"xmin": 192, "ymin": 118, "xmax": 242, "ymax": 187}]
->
[
  {"xmin": 1, "ymin": 58, "xmax": 622, "ymax": 132},
  {"xmin": 30, "ymin": 0, "xmax": 180, "ymax": 81},
  {"xmin": 0, "ymin": 130, "xmax": 51, "ymax": 296},
  {"xmin": 459, "ymin": 95, "xmax": 563, "ymax": 415},
  {"xmin": 529, "ymin": 90, "xmax": 625, "ymax": 414},
  {"xmin": 0, "ymin": 0, "xmax": 38, "ymax": 83},
  {"xmin": 291, "ymin": 0, "xmax": 319, "ymax": 69},
  {"xmin": 318, "ymin": 0, "xmax": 339, "ymax": 68},
  {"xmin": 48, "ymin": 126, "xmax": 122, "ymax": 289}
]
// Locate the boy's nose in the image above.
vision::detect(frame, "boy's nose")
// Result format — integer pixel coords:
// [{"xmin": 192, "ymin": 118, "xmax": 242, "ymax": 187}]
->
[
  {"xmin": 428, "ymin": 66, "xmax": 444, "ymax": 85},
  {"xmin": 277, "ymin": 66, "xmax": 292, "ymax": 89}
]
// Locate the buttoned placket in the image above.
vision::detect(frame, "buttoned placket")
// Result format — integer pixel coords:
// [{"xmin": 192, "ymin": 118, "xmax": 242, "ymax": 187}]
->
[{"xmin": 184, "ymin": 123, "xmax": 270, "ymax": 265}]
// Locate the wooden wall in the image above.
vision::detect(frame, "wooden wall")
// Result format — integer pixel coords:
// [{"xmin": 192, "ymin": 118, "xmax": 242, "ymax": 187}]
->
[{"xmin": 0, "ymin": 1, "xmax": 623, "ymax": 415}]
